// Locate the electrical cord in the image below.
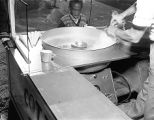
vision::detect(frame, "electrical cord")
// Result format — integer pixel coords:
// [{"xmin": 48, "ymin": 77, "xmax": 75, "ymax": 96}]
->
[{"xmin": 112, "ymin": 70, "xmax": 132, "ymax": 105}]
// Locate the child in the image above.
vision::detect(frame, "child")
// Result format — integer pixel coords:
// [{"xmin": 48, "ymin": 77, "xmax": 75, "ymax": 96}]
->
[{"xmin": 59, "ymin": 0, "xmax": 87, "ymax": 27}]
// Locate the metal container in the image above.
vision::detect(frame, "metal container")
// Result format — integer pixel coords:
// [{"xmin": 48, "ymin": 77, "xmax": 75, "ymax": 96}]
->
[{"xmin": 41, "ymin": 27, "xmax": 116, "ymax": 73}]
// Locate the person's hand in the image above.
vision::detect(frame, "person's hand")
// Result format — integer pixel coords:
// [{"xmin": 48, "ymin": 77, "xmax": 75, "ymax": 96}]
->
[
  {"xmin": 106, "ymin": 25, "xmax": 118, "ymax": 38},
  {"xmin": 110, "ymin": 11, "xmax": 125, "ymax": 27}
]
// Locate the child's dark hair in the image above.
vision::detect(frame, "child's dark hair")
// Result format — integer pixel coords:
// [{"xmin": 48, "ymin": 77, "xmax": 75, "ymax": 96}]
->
[{"xmin": 69, "ymin": 0, "xmax": 83, "ymax": 9}]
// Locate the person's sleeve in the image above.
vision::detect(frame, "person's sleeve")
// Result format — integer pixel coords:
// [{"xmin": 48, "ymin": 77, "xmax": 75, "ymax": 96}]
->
[
  {"xmin": 58, "ymin": 17, "xmax": 65, "ymax": 27},
  {"xmin": 132, "ymin": 0, "xmax": 154, "ymax": 27},
  {"xmin": 58, "ymin": 20, "xmax": 65, "ymax": 27}
]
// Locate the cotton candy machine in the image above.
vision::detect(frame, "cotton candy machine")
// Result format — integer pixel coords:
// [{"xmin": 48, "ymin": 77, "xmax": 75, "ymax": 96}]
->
[
  {"xmin": 41, "ymin": 27, "xmax": 117, "ymax": 103},
  {"xmin": 42, "ymin": 27, "xmax": 116, "ymax": 73}
]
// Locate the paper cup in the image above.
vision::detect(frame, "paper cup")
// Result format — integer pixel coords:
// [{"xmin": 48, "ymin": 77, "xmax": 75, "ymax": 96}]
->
[{"xmin": 40, "ymin": 50, "xmax": 54, "ymax": 62}]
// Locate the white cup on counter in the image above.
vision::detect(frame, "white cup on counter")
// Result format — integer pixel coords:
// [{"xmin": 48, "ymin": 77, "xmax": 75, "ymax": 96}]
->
[{"xmin": 40, "ymin": 50, "xmax": 55, "ymax": 62}]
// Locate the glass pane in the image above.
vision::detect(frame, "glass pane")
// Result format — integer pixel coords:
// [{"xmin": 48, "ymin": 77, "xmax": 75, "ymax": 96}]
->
[
  {"xmin": 14, "ymin": 0, "xmax": 136, "ymax": 33},
  {"xmin": 15, "ymin": 0, "xmax": 61, "ymax": 33}
]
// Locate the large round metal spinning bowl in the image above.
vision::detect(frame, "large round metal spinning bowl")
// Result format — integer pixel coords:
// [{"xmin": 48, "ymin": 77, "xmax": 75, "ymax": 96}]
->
[
  {"xmin": 42, "ymin": 27, "xmax": 116, "ymax": 50},
  {"xmin": 42, "ymin": 27, "xmax": 116, "ymax": 73}
]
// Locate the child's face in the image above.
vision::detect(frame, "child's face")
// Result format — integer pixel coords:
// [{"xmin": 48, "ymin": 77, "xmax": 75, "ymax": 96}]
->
[{"xmin": 70, "ymin": 3, "xmax": 82, "ymax": 18}]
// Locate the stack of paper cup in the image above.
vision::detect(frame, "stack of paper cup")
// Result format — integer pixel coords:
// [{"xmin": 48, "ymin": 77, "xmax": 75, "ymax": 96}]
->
[{"xmin": 40, "ymin": 50, "xmax": 54, "ymax": 62}]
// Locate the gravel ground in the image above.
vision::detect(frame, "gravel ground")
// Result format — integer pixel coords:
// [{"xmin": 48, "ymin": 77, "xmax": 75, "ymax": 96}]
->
[
  {"xmin": 0, "ymin": 41, "xmax": 8, "ymax": 93},
  {"xmin": 0, "ymin": 41, "xmax": 9, "ymax": 120}
]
